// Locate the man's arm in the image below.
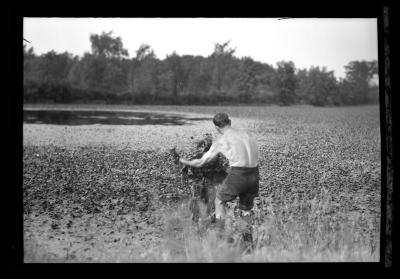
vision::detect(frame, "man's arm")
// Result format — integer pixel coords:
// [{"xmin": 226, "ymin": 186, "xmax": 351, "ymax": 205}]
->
[{"xmin": 179, "ymin": 142, "xmax": 219, "ymax": 168}]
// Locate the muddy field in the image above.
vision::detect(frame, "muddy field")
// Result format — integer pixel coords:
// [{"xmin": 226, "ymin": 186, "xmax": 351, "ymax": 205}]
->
[{"xmin": 23, "ymin": 104, "xmax": 381, "ymax": 262}]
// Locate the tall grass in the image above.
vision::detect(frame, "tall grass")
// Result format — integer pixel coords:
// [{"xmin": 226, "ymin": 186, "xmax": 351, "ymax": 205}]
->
[
  {"xmin": 24, "ymin": 186, "xmax": 379, "ymax": 263},
  {"xmin": 137, "ymin": 186, "xmax": 379, "ymax": 262}
]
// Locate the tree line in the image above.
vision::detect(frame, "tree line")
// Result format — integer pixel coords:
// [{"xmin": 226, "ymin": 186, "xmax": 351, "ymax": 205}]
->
[{"xmin": 23, "ymin": 31, "xmax": 379, "ymax": 106}]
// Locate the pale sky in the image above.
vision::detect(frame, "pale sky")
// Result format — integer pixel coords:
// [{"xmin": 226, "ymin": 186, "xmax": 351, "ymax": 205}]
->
[{"xmin": 23, "ymin": 17, "xmax": 378, "ymax": 78}]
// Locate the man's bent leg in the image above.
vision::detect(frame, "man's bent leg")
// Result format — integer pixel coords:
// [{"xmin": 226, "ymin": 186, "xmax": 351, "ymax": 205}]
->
[{"xmin": 238, "ymin": 208, "xmax": 253, "ymax": 252}]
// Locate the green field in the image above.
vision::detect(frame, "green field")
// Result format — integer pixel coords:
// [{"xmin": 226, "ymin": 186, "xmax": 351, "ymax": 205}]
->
[{"xmin": 23, "ymin": 104, "xmax": 381, "ymax": 262}]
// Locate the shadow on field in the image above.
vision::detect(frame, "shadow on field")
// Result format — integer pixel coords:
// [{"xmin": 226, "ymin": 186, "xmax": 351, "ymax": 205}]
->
[{"xmin": 23, "ymin": 110, "xmax": 211, "ymax": 126}]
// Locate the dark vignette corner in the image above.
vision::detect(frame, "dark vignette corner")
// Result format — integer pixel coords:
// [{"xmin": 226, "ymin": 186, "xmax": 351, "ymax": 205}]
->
[
  {"xmin": 378, "ymin": 2, "xmax": 394, "ymax": 269},
  {"xmin": 8, "ymin": 9, "xmax": 24, "ymax": 270}
]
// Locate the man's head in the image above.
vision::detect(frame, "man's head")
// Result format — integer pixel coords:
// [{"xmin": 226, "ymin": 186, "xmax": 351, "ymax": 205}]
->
[{"xmin": 213, "ymin": 113, "xmax": 231, "ymax": 133}]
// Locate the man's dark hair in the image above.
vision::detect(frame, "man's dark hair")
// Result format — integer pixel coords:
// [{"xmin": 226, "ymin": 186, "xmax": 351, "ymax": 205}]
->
[{"xmin": 213, "ymin": 112, "xmax": 231, "ymax": 128}]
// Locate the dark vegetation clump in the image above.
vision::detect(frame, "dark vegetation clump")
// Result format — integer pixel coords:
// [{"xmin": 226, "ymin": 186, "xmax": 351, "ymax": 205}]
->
[{"xmin": 169, "ymin": 134, "xmax": 229, "ymax": 221}]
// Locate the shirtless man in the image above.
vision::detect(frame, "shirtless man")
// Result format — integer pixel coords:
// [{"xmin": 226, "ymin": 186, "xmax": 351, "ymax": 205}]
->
[{"xmin": 179, "ymin": 112, "xmax": 259, "ymax": 222}]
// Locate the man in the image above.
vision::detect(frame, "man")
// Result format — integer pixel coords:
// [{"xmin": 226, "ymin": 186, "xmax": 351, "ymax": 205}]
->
[{"xmin": 179, "ymin": 112, "xmax": 259, "ymax": 222}]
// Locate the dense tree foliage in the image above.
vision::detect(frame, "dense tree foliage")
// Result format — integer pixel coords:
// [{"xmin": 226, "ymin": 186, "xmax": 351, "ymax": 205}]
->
[
  {"xmin": 296, "ymin": 67, "xmax": 340, "ymax": 106},
  {"xmin": 275, "ymin": 61, "xmax": 298, "ymax": 105},
  {"xmin": 23, "ymin": 31, "xmax": 379, "ymax": 106},
  {"xmin": 342, "ymin": 61, "xmax": 379, "ymax": 105},
  {"xmin": 90, "ymin": 31, "xmax": 129, "ymax": 58}
]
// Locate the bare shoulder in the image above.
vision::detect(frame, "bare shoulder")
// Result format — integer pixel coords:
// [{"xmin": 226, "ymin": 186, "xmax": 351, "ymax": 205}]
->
[{"xmin": 211, "ymin": 134, "xmax": 225, "ymax": 148}]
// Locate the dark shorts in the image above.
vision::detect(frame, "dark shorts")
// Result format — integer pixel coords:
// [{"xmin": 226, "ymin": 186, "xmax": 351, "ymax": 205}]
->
[{"xmin": 216, "ymin": 166, "xmax": 259, "ymax": 211}]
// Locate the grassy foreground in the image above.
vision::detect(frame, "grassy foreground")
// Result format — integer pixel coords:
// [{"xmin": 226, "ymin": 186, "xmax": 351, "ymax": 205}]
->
[{"xmin": 23, "ymin": 105, "xmax": 381, "ymax": 262}]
